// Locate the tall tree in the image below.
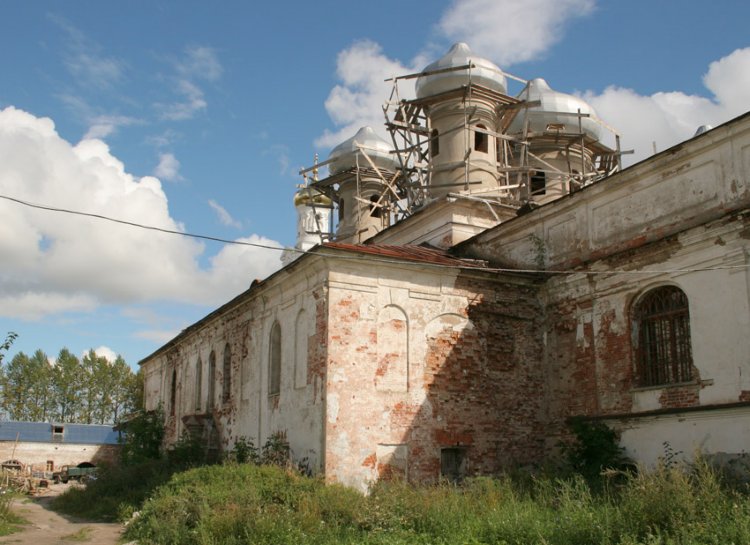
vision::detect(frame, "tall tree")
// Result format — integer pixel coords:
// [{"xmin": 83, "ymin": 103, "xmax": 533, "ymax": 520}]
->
[
  {"xmin": 26, "ymin": 350, "xmax": 53, "ymax": 421},
  {"xmin": 1, "ymin": 352, "xmax": 32, "ymax": 420},
  {"xmin": 51, "ymin": 348, "xmax": 83, "ymax": 423},
  {"xmin": 0, "ymin": 332, "xmax": 17, "ymax": 365}
]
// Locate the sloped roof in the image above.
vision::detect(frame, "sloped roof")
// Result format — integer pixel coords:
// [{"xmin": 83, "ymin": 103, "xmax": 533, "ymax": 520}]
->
[
  {"xmin": 0, "ymin": 421, "xmax": 119, "ymax": 445},
  {"xmin": 322, "ymin": 242, "xmax": 488, "ymax": 268}
]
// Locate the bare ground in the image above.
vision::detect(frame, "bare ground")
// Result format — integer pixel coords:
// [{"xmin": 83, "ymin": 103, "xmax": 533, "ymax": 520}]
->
[{"xmin": 0, "ymin": 483, "xmax": 123, "ymax": 545}]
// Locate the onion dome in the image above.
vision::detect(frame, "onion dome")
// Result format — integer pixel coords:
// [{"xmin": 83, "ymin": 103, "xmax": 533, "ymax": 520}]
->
[
  {"xmin": 327, "ymin": 126, "xmax": 399, "ymax": 175},
  {"xmin": 293, "ymin": 186, "xmax": 332, "ymax": 207},
  {"xmin": 415, "ymin": 42, "xmax": 507, "ymax": 99},
  {"xmin": 509, "ymin": 78, "xmax": 602, "ymax": 140}
]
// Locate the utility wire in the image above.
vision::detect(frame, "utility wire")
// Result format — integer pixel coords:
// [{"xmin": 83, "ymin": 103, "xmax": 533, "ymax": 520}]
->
[{"xmin": 1, "ymin": 192, "xmax": 747, "ymax": 277}]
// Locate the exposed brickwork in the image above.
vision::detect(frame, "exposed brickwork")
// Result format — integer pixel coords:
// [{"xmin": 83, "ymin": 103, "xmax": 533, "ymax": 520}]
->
[
  {"xmin": 325, "ymin": 270, "xmax": 545, "ymax": 488},
  {"xmin": 659, "ymin": 385, "xmax": 700, "ymax": 409},
  {"xmin": 740, "ymin": 391, "xmax": 750, "ymax": 402}
]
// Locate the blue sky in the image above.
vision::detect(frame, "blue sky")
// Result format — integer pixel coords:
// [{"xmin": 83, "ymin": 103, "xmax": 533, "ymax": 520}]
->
[{"xmin": 1, "ymin": 0, "xmax": 748, "ymax": 368}]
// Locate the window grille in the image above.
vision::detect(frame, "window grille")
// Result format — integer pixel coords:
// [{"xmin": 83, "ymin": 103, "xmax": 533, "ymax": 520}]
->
[{"xmin": 635, "ymin": 286, "xmax": 693, "ymax": 387}]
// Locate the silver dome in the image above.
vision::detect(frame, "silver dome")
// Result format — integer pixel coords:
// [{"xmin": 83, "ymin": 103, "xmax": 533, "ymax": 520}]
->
[
  {"xmin": 509, "ymin": 78, "xmax": 602, "ymax": 141},
  {"xmin": 415, "ymin": 42, "xmax": 507, "ymax": 99},
  {"xmin": 328, "ymin": 126, "xmax": 399, "ymax": 175}
]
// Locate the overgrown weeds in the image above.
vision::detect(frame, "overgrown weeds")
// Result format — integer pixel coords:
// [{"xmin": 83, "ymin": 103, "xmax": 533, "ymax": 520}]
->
[{"xmin": 119, "ymin": 460, "xmax": 750, "ymax": 545}]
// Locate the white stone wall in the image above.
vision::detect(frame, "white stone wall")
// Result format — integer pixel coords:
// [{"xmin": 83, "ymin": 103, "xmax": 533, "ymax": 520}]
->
[{"xmin": 141, "ymin": 259, "xmax": 329, "ymax": 472}]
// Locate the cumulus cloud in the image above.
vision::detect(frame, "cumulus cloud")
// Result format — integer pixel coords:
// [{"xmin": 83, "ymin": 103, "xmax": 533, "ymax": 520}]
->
[
  {"xmin": 317, "ymin": 40, "xmax": 421, "ymax": 148},
  {"xmin": 0, "ymin": 106, "xmax": 282, "ymax": 320},
  {"xmin": 154, "ymin": 152, "xmax": 183, "ymax": 182},
  {"xmin": 86, "ymin": 346, "xmax": 118, "ymax": 362},
  {"xmin": 317, "ymin": 0, "xmax": 595, "ymax": 147},
  {"xmin": 208, "ymin": 199, "xmax": 243, "ymax": 229},
  {"xmin": 58, "ymin": 94, "xmax": 140, "ymax": 141},
  {"xmin": 583, "ymin": 47, "xmax": 750, "ymax": 165},
  {"xmin": 437, "ymin": 0, "xmax": 595, "ymax": 67}
]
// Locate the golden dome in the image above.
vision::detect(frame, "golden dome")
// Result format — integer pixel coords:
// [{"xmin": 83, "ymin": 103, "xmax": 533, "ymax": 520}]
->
[{"xmin": 294, "ymin": 186, "xmax": 332, "ymax": 207}]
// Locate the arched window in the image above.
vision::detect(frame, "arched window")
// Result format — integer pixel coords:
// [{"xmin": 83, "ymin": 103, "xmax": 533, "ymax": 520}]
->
[
  {"xmin": 170, "ymin": 368, "xmax": 177, "ymax": 416},
  {"xmin": 208, "ymin": 350, "xmax": 216, "ymax": 409},
  {"xmin": 269, "ymin": 322, "xmax": 281, "ymax": 396},
  {"xmin": 531, "ymin": 171, "xmax": 546, "ymax": 196},
  {"xmin": 195, "ymin": 357, "xmax": 202, "ymax": 412},
  {"xmin": 634, "ymin": 286, "xmax": 693, "ymax": 387},
  {"xmin": 222, "ymin": 343, "xmax": 231, "ymax": 404},
  {"xmin": 430, "ymin": 128, "xmax": 440, "ymax": 157},
  {"xmin": 474, "ymin": 124, "xmax": 488, "ymax": 153}
]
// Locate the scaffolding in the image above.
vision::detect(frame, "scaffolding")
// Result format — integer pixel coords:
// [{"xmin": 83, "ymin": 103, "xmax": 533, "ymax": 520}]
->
[{"xmin": 299, "ymin": 63, "xmax": 626, "ymax": 240}]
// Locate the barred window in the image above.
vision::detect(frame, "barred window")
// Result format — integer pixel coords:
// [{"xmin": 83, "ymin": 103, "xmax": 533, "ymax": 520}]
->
[
  {"xmin": 634, "ymin": 286, "xmax": 693, "ymax": 387},
  {"xmin": 269, "ymin": 322, "xmax": 281, "ymax": 396}
]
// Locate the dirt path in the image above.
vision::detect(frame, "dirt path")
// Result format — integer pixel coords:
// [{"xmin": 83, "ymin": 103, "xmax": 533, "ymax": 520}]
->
[{"xmin": 0, "ymin": 483, "xmax": 124, "ymax": 545}]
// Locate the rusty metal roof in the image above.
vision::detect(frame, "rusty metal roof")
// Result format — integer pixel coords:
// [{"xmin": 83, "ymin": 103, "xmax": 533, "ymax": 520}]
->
[{"xmin": 321, "ymin": 242, "xmax": 488, "ymax": 268}]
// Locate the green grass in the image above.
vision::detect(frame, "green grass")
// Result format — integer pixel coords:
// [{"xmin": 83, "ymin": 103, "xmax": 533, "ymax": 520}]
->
[
  {"xmin": 51, "ymin": 459, "xmax": 175, "ymax": 522},
  {"xmin": 0, "ymin": 489, "xmax": 26, "ymax": 536},
  {"xmin": 52, "ymin": 460, "xmax": 750, "ymax": 545}
]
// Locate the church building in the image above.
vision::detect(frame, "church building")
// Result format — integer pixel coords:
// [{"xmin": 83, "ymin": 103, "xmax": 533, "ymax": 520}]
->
[{"xmin": 140, "ymin": 43, "xmax": 750, "ymax": 491}]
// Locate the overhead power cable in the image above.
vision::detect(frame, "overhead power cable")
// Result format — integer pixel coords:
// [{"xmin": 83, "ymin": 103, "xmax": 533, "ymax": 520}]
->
[{"xmin": 1, "ymin": 192, "xmax": 747, "ymax": 277}]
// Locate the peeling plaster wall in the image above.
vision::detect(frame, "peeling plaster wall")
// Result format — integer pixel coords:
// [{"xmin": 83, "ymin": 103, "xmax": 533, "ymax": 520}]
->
[
  {"xmin": 541, "ymin": 212, "xmax": 750, "ymax": 457},
  {"xmin": 141, "ymin": 259, "xmax": 329, "ymax": 473},
  {"xmin": 323, "ymin": 261, "xmax": 545, "ymax": 491},
  {"xmin": 456, "ymin": 114, "xmax": 750, "ymax": 463}
]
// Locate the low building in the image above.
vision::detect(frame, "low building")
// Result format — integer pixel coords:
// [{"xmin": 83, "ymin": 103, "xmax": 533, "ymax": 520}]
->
[{"xmin": 0, "ymin": 421, "xmax": 120, "ymax": 474}]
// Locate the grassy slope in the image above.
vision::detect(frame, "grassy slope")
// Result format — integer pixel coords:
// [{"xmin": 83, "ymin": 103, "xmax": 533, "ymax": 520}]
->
[{"xmin": 55, "ymin": 460, "xmax": 750, "ymax": 545}]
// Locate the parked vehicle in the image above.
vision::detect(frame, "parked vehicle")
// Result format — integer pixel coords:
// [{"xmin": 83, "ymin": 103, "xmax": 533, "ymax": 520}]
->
[{"xmin": 53, "ymin": 462, "xmax": 96, "ymax": 484}]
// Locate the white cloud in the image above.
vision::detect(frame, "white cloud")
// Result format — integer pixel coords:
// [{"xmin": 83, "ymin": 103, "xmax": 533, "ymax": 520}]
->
[
  {"xmin": 58, "ymin": 94, "xmax": 140, "ymax": 140},
  {"xmin": 178, "ymin": 46, "xmax": 223, "ymax": 81},
  {"xmin": 317, "ymin": 0, "xmax": 596, "ymax": 147},
  {"xmin": 87, "ymin": 346, "xmax": 118, "ymax": 363},
  {"xmin": 154, "ymin": 152, "xmax": 183, "ymax": 182},
  {"xmin": 0, "ymin": 106, "xmax": 282, "ymax": 320},
  {"xmin": 583, "ymin": 47, "xmax": 750, "ymax": 165},
  {"xmin": 159, "ymin": 80, "xmax": 208, "ymax": 121},
  {"xmin": 158, "ymin": 47, "xmax": 223, "ymax": 122},
  {"xmin": 437, "ymin": 0, "xmax": 595, "ymax": 67},
  {"xmin": 261, "ymin": 144, "xmax": 293, "ymax": 176},
  {"xmin": 208, "ymin": 199, "xmax": 243, "ymax": 229},
  {"xmin": 317, "ymin": 40, "xmax": 420, "ymax": 148},
  {"xmin": 51, "ymin": 15, "xmax": 125, "ymax": 89}
]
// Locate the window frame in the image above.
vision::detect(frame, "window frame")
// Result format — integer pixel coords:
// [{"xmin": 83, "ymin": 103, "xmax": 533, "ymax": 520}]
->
[
  {"xmin": 633, "ymin": 285, "xmax": 694, "ymax": 388},
  {"xmin": 474, "ymin": 124, "xmax": 488, "ymax": 153}
]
